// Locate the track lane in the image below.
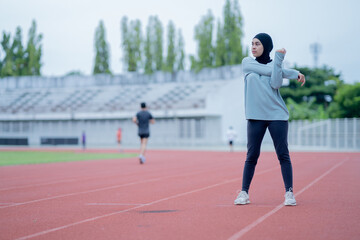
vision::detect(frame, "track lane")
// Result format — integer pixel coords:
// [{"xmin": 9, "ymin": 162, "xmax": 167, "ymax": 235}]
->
[{"xmin": 0, "ymin": 151, "xmax": 358, "ymax": 240}]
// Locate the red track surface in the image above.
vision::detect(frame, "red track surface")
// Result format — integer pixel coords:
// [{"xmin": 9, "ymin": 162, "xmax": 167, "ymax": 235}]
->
[{"xmin": 0, "ymin": 150, "xmax": 359, "ymax": 240}]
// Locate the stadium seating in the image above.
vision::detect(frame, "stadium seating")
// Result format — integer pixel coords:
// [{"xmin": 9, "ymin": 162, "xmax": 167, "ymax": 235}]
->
[{"xmin": 0, "ymin": 78, "xmax": 224, "ymax": 114}]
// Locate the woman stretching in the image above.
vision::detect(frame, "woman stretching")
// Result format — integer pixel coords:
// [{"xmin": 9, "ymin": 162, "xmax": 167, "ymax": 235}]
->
[{"xmin": 234, "ymin": 33, "xmax": 305, "ymax": 206}]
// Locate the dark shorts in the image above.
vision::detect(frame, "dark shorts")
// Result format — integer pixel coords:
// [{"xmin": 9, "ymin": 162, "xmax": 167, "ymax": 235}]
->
[
  {"xmin": 138, "ymin": 133, "xmax": 150, "ymax": 139},
  {"xmin": 229, "ymin": 140, "xmax": 233, "ymax": 145}
]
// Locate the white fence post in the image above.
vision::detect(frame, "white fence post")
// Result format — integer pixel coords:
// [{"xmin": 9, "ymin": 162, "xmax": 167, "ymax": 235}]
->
[
  {"xmin": 336, "ymin": 118, "xmax": 339, "ymax": 149},
  {"xmin": 345, "ymin": 118, "xmax": 348, "ymax": 149},
  {"xmin": 354, "ymin": 118, "xmax": 357, "ymax": 149}
]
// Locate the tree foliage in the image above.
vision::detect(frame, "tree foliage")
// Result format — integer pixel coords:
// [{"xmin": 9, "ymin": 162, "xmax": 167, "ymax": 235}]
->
[
  {"xmin": 282, "ymin": 65, "xmax": 360, "ymax": 120},
  {"xmin": 191, "ymin": 10, "xmax": 215, "ymax": 72},
  {"xmin": 164, "ymin": 21, "xmax": 177, "ymax": 72},
  {"xmin": 286, "ymin": 98, "xmax": 328, "ymax": 121},
  {"xmin": 24, "ymin": 20, "xmax": 43, "ymax": 76},
  {"xmin": 93, "ymin": 20, "xmax": 111, "ymax": 74},
  {"xmin": 176, "ymin": 29, "xmax": 185, "ymax": 71},
  {"xmin": 328, "ymin": 83, "xmax": 360, "ymax": 118},
  {"xmin": 122, "ymin": 16, "xmax": 184, "ymax": 74},
  {"xmin": 154, "ymin": 17, "xmax": 164, "ymax": 71},
  {"xmin": 121, "ymin": 17, "xmax": 143, "ymax": 72},
  {"xmin": 281, "ymin": 65, "xmax": 341, "ymax": 106},
  {"xmin": 144, "ymin": 16, "xmax": 163, "ymax": 74},
  {"xmin": 144, "ymin": 20, "xmax": 153, "ymax": 75},
  {"xmin": 191, "ymin": 0, "xmax": 246, "ymax": 72},
  {"xmin": 0, "ymin": 32, "xmax": 13, "ymax": 77},
  {"xmin": 12, "ymin": 27, "xmax": 25, "ymax": 76},
  {"xmin": 222, "ymin": 0, "xmax": 245, "ymax": 65},
  {"xmin": 215, "ymin": 20, "xmax": 226, "ymax": 67},
  {"xmin": 0, "ymin": 20, "xmax": 42, "ymax": 77}
]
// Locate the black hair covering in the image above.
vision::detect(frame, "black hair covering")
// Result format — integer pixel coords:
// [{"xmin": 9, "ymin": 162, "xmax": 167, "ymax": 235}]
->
[
  {"xmin": 254, "ymin": 33, "xmax": 273, "ymax": 64},
  {"xmin": 141, "ymin": 102, "xmax": 146, "ymax": 108}
]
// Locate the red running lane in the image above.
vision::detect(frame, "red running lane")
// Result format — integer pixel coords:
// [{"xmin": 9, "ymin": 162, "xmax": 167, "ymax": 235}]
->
[{"xmin": 0, "ymin": 150, "xmax": 359, "ymax": 240}]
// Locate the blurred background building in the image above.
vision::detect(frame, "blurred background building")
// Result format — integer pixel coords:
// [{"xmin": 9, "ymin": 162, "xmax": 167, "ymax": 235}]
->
[{"xmin": 0, "ymin": 65, "xmax": 247, "ymax": 148}]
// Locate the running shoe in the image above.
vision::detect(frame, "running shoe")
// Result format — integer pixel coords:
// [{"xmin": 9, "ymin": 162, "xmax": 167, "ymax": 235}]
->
[
  {"xmin": 234, "ymin": 191, "xmax": 250, "ymax": 205},
  {"xmin": 284, "ymin": 191, "xmax": 297, "ymax": 206},
  {"xmin": 139, "ymin": 155, "xmax": 144, "ymax": 164}
]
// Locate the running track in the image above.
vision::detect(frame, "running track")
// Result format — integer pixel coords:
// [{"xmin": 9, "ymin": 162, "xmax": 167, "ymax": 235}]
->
[{"xmin": 0, "ymin": 149, "xmax": 359, "ymax": 240}]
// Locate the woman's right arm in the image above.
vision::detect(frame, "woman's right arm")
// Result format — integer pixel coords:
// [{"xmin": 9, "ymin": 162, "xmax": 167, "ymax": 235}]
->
[
  {"xmin": 242, "ymin": 57, "xmax": 298, "ymax": 79},
  {"xmin": 242, "ymin": 57, "xmax": 272, "ymax": 76}
]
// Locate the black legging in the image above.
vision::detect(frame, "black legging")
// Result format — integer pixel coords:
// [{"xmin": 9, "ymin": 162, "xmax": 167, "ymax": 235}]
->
[{"xmin": 242, "ymin": 120, "xmax": 293, "ymax": 193}]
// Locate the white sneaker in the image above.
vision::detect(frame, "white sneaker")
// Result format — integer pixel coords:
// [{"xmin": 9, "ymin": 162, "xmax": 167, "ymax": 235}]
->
[
  {"xmin": 234, "ymin": 191, "xmax": 250, "ymax": 205},
  {"xmin": 284, "ymin": 191, "xmax": 296, "ymax": 206},
  {"xmin": 139, "ymin": 155, "xmax": 145, "ymax": 164}
]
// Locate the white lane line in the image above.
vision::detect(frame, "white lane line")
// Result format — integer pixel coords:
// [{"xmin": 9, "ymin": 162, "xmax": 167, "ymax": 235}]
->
[
  {"xmin": 0, "ymin": 166, "xmax": 240, "ymax": 209},
  {"xmin": 15, "ymin": 166, "xmax": 280, "ymax": 240},
  {"xmin": 227, "ymin": 159, "xmax": 347, "ymax": 240},
  {"xmin": 0, "ymin": 164, "xmax": 175, "ymax": 191},
  {"xmin": 86, "ymin": 203, "xmax": 145, "ymax": 206},
  {"xmin": 0, "ymin": 176, "xmax": 168, "ymax": 209},
  {"xmin": 0, "ymin": 170, "xmax": 160, "ymax": 191},
  {"xmin": 0, "ymin": 202, "xmax": 15, "ymax": 205},
  {"xmin": 0, "ymin": 179, "xmax": 78, "ymax": 191},
  {"xmin": 15, "ymin": 178, "xmax": 240, "ymax": 240}
]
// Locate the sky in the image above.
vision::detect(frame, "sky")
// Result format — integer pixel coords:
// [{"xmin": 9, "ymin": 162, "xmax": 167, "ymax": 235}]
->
[{"xmin": 0, "ymin": 0, "xmax": 359, "ymax": 83}]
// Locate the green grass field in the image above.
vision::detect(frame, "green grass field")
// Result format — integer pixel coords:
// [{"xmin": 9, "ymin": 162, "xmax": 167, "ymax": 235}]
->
[{"xmin": 0, "ymin": 151, "xmax": 137, "ymax": 166}]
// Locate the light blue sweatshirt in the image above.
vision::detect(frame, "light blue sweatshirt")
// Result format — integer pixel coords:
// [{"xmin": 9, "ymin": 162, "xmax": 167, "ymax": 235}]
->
[{"xmin": 242, "ymin": 52, "xmax": 299, "ymax": 121}]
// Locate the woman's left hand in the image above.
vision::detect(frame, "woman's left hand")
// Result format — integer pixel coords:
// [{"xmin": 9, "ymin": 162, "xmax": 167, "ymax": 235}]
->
[
  {"xmin": 276, "ymin": 48, "xmax": 286, "ymax": 55},
  {"xmin": 298, "ymin": 73, "xmax": 306, "ymax": 86}
]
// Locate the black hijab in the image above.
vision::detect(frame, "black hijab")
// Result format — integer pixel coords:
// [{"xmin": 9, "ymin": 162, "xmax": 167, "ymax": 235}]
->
[{"xmin": 254, "ymin": 33, "xmax": 273, "ymax": 64}]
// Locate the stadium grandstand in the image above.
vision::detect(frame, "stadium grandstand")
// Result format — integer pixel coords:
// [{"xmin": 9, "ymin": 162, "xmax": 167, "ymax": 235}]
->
[{"xmin": 0, "ymin": 65, "xmax": 247, "ymax": 148}]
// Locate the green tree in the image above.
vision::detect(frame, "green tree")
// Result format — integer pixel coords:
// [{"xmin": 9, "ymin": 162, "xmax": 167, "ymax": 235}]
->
[
  {"xmin": 281, "ymin": 65, "xmax": 346, "ymax": 120},
  {"xmin": 0, "ymin": 45, "xmax": 2, "ymax": 72},
  {"xmin": 121, "ymin": 17, "xmax": 143, "ymax": 72},
  {"xmin": 24, "ymin": 20, "xmax": 43, "ymax": 75},
  {"xmin": 191, "ymin": 10, "xmax": 215, "ymax": 72},
  {"xmin": 11, "ymin": 27, "xmax": 25, "ymax": 76},
  {"xmin": 144, "ymin": 18, "xmax": 154, "ymax": 74},
  {"xmin": 144, "ymin": 16, "xmax": 163, "ymax": 74},
  {"xmin": 93, "ymin": 20, "xmax": 111, "ymax": 74},
  {"xmin": 1, "ymin": 32, "xmax": 13, "ymax": 77},
  {"xmin": 176, "ymin": 29, "xmax": 185, "ymax": 71},
  {"xmin": 287, "ymin": 98, "xmax": 328, "ymax": 121},
  {"xmin": 120, "ymin": 17, "xmax": 129, "ymax": 71},
  {"xmin": 221, "ymin": 0, "xmax": 246, "ymax": 65},
  {"xmin": 154, "ymin": 17, "xmax": 163, "ymax": 71},
  {"xmin": 164, "ymin": 21, "xmax": 176, "ymax": 72},
  {"xmin": 281, "ymin": 66, "xmax": 342, "ymax": 107},
  {"xmin": 64, "ymin": 70, "xmax": 84, "ymax": 76},
  {"xmin": 328, "ymin": 83, "xmax": 360, "ymax": 118},
  {"xmin": 214, "ymin": 20, "xmax": 226, "ymax": 67}
]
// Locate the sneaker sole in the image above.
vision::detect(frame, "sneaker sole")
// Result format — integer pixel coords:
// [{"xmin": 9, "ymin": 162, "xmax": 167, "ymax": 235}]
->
[
  {"xmin": 234, "ymin": 200, "xmax": 250, "ymax": 205},
  {"xmin": 284, "ymin": 202, "xmax": 297, "ymax": 206}
]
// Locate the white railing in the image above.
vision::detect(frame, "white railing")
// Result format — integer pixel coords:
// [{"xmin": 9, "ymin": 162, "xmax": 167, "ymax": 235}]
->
[
  {"xmin": 260, "ymin": 118, "xmax": 360, "ymax": 150},
  {"xmin": 287, "ymin": 118, "xmax": 359, "ymax": 150}
]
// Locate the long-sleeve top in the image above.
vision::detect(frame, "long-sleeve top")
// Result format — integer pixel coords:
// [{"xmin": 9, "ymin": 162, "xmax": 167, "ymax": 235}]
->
[{"xmin": 242, "ymin": 52, "xmax": 299, "ymax": 121}]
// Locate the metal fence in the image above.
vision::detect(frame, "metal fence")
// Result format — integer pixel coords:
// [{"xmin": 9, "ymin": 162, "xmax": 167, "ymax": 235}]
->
[{"xmin": 260, "ymin": 118, "xmax": 360, "ymax": 151}]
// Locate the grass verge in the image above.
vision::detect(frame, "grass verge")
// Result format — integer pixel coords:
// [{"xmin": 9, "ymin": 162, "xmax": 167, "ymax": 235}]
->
[{"xmin": 0, "ymin": 151, "xmax": 137, "ymax": 166}]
